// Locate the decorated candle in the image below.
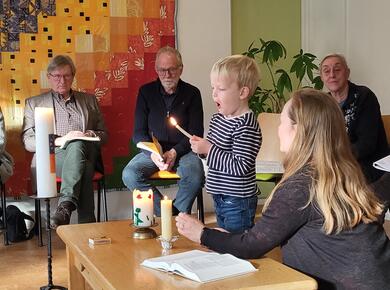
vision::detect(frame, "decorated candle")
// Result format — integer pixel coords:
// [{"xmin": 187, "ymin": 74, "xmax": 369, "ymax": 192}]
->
[
  {"xmin": 133, "ymin": 189, "xmax": 154, "ymax": 227},
  {"xmin": 169, "ymin": 117, "xmax": 192, "ymax": 139},
  {"xmin": 161, "ymin": 196, "xmax": 172, "ymax": 240},
  {"xmin": 35, "ymin": 107, "xmax": 57, "ymax": 198}
]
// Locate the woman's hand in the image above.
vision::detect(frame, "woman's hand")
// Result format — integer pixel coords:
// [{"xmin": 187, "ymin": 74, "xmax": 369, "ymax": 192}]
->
[{"xmin": 175, "ymin": 213, "xmax": 205, "ymax": 244}]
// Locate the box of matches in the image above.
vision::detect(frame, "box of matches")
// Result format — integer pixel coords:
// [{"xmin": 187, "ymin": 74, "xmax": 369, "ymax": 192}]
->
[{"xmin": 88, "ymin": 236, "xmax": 111, "ymax": 245}]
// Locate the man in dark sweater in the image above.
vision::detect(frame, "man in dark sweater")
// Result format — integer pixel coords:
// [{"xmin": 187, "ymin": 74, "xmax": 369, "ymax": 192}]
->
[{"xmin": 122, "ymin": 46, "xmax": 204, "ymax": 216}]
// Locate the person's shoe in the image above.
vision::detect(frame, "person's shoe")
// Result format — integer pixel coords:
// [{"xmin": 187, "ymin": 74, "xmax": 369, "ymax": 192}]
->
[{"xmin": 50, "ymin": 201, "xmax": 75, "ymax": 229}]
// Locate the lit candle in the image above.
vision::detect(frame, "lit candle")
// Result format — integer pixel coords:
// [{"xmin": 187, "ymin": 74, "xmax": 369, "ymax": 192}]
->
[
  {"xmin": 161, "ymin": 196, "xmax": 172, "ymax": 240},
  {"xmin": 35, "ymin": 107, "xmax": 57, "ymax": 198},
  {"xmin": 133, "ymin": 189, "xmax": 154, "ymax": 227},
  {"xmin": 169, "ymin": 117, "xmax": 192, "ymax": 139}
]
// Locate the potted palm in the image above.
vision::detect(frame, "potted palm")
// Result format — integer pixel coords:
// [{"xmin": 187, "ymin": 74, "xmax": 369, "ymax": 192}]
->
[{"xmin": 243, "ymin": 38, "xmax": 323, "ymax": 115}]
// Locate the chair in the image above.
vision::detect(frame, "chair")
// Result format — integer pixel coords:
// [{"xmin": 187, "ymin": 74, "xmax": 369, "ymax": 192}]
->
[
  {"xmin": 381, "ymin": 115, "xmax": 390, "ymax": 145},
  {"xmin": 0, "ymin": 181, "xmax": 9, "ymax": 245},
  {"xmin": 149, "ymin": 170, "xmax": 205, "ymax": 223},
  {"xmin": 256, "ymin": 113, "xmax": 284, "ymax": 184},
  {"xmin": 35, "ymin": 171, "xmax": 107, "ymax": 246}
]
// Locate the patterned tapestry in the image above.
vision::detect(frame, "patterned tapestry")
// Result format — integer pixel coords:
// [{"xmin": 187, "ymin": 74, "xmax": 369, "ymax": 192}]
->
[{"xmin": 0, "ymin": 0, "xmax": 176, "ymax": 197}]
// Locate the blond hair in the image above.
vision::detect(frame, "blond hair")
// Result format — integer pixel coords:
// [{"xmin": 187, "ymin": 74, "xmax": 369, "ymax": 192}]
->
[
  {"xmin": 264, "ymin": 88, "xmax": 383, "ymax": 234},
  {"xmin": 211, "ymin": 55, "xmax": 260, "ymax": 96}
]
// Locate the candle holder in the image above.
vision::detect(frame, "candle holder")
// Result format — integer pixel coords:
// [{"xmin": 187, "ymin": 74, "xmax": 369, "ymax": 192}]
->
[
  {"xmin": 131, "ymin": 221, "xmax": 158, "ymax": 239},
  {"xmin": 157, "ymin": 235, "xmax": 179, "ymax": 251}
]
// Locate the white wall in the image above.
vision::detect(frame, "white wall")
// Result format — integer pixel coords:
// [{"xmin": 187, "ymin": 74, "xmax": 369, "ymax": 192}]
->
[{"xmin": 302, "ymin": 0, "xmax": 390, "ymax": 114}]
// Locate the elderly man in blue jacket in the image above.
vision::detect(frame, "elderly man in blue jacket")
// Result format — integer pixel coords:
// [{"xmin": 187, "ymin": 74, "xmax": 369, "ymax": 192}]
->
[{"xmin": 122, "ymin": 46, "xmax": 204, "ymax": 216}]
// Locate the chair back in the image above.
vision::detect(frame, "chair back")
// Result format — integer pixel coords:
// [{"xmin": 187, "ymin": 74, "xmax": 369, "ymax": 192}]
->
[
  {"xmin": 381, "ymin": 115, "xmax": 390, "ymax": 145},
  {"xmin": 257, "ymin": 113, "xmax": 284, "ymax": 162}
]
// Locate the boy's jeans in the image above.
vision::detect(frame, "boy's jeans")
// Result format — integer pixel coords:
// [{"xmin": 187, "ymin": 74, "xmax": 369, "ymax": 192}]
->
[{"xmin": 213, "ymin": 194, "xmax": 258, "ymax": 234}]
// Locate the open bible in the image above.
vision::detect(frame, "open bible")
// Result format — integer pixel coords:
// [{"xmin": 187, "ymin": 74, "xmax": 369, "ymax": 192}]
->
[
  {"xmin": 136, "ymin": 135, "xmax": 163, "ymax": 161},
  {"xmin": 141, "ymin": 249, "xmax": 257, "ymax": 283}
]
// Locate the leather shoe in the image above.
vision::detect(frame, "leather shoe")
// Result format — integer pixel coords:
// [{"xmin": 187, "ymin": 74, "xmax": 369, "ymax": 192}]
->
[{"xmin": 50, "ymin": 201, "xmax": 75, "ymax": 229}]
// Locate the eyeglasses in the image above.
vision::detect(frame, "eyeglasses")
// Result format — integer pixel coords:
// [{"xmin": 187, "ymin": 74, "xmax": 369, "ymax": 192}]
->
[
  {"xmin": 156, "ymin": 66, "xmax": 181, "ymax": 76},
  {"xmin": 48, "ymin": 73, "xmax": 74, "ymax": 82}
]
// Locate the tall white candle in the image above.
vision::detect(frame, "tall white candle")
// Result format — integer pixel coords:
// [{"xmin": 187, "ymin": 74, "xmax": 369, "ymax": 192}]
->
[
  {"xmin": 161, "ymin": 196, "xmax": 172, "ymax": 240},
  {"xmin": 133, "ymin": 189, "xmax": 154, "ymax": 227},
  {"xmin": 35, "ymin": 107, "xmax": 57, "ymax": 198},
  {"xmin": 169, "ymin": 117, "xmax": 192, "ymax": 139}
]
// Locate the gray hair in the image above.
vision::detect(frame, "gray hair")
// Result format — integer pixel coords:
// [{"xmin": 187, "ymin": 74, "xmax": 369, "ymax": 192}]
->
[
  {"xmin": 319, "ymin": 53, "xmax": 349, "ymax": 72},
  {"xmin": 155, "ymin": 46, "xmax": 183, "ymax": 67},
  {"xmin": 47, "ymin": 55, "xmax": 76, "ymax": 75}
]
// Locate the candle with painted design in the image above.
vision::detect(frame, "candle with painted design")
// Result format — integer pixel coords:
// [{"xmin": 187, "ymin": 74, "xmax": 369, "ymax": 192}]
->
[
  {"xmin": 133, "ymin": 189, "xmax": 154, "ymax": 227},
  {"xmin": 35, "ymin": 107, "xmax": 57, "ymax": 198},
  {"xmin": 161, "ymin": 196, "xmax": 172, "ymax": 240}
]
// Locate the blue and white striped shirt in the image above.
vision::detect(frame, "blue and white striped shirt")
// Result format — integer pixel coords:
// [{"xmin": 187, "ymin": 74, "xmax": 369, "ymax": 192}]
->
[{"xmin": 206, "ymin": 111, "xmax": 262, "ymax": 197}]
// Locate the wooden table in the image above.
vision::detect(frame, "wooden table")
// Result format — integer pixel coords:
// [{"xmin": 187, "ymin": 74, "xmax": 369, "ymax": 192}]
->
[{"xmin": 57, "ymin": 220, "xmax": 317, "ymax": 290}]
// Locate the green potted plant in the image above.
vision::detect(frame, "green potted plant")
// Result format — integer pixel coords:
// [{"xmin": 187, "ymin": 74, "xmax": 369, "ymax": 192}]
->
[{"xmin": 243, "ymin": 38, "xmax": 324, "ymax": 115}]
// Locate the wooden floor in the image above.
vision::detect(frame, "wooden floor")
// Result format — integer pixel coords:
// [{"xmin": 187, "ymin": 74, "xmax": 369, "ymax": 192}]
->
[{"xmin": 1, "ymin": 217, "xmax": 389, "ymax": 290}]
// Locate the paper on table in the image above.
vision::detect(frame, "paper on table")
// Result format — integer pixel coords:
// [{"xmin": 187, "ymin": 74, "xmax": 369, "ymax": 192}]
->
[
  {"xmin": 373, "ymin": 155, "xmax": 390, "ymax": 172},
  {"xmin": 256, "ymin": 160, "xmax": 284, "ymax": 173}
]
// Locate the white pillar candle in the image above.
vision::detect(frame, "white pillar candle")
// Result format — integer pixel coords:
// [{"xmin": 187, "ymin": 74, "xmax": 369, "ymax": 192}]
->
[
  {"xmin": 35, "ymin": 107, "xmax": 57, "ymax": 198},
  {"xmin": 133, "ymin": 189, "xmax": 154, "ymax": 227},
  {"xmin": 161, "ymin": 196, "xmax": 172, "ymax": 240}
]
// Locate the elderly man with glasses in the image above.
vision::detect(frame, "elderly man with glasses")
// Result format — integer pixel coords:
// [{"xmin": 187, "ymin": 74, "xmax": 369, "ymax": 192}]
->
[
  {"xmin": 22, "ymin": 55, "xmax": 108, "ymax": 228},
  {"xmin": 122, "ymin": 46, "xmax": 205, "ymax": 216}
]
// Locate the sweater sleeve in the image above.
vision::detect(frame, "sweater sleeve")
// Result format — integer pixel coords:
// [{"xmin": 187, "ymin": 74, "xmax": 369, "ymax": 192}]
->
[
  {"xmin": 350, "ymin": 89, "xmax": 383, "ymax": 160},
  {"xmin": 132, "ymin": 88, "xmax": 152, "ymax": 146},
  {"xmin": 201, "ymin": 174, "xmax": 312, "ymax": 259}
]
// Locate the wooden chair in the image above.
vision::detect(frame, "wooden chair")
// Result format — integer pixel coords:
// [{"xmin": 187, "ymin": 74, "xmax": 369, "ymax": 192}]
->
[
  {"xmin": 149, "ymin": 170, "xmax": 205, "ymax": 223},
  {"xmin": 381, "ymin": 115, "xmax": 390, "ymax": 145},
  {"xmin": 35, "ymin": 171, "xmax": 107, "ymax": 246},
  {"xmin": 256, "ymin": 113, "xmax": 284, "ymax": 183}
]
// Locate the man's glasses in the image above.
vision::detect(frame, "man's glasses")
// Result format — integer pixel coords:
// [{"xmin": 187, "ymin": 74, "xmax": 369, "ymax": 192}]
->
[
  {"xmin": 48, "ymin": 73, "xmax": 74, "ymax": 82},
  {"xmin": 155, "ymin": 66, "xmax": 181, "ymax": 76}
]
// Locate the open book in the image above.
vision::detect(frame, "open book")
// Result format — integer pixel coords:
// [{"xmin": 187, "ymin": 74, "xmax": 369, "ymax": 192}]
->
[
  {"xmin": 373, "ymin": 155, "xmax": 390, "ymax": 172},
  {"xmin": 60, "ymin": 136, "xmax": 100, "ymax": 149},
  {"xmin": 141, "ymin": 249, "xmax": 257, "ymax": 283},
  {"xmin": 136, "ymin": 135, "xmax": 163, "ymax": 161}
]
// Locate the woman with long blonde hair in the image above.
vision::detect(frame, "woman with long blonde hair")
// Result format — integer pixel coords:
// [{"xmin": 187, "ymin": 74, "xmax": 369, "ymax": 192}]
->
[{"xmin": 176, "ymin": 88, "xmax": 390, "ymax": 290}]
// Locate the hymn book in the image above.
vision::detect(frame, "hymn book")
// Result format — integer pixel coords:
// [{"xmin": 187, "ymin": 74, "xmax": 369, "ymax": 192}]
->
[
  {"xmin": 140, "ymin": 249, "xmax": 257, "ymax": 283},
  {"xmin": 136, "ymin": 135, "xmax": 163, "ymax": 161},
  {"xmin": 373, "ymin": 155, "xmax": 390, "ymax": 172},
  {"xmin": 60, "ymin": 136, "xmax": 100, "ymax": 149}
]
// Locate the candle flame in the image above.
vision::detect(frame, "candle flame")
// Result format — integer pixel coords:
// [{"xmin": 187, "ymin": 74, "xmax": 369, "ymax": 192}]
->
[
  {"xmin": 164, "ymin": 195, "xmax": 168, "ymax": 200},
  {"xmin": 169, "ymin": 117, "xmax": 177, "ymax": 126}
]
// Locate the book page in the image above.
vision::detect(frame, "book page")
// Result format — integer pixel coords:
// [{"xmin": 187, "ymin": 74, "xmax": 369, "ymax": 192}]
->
[
  {"xmin": 136, "ymin": 135, "xmax": 163, "ymax": 160},
  {"xmin": 60, "ymin": 136, "xmax": 100, "ymax": 149},
  {"xmin": 373, "ymin": 154, "xmax": 390, "ymax": 172},
  {"xmin": 172, "ymin": 253, "xmax": 257, "ymax": 283}
]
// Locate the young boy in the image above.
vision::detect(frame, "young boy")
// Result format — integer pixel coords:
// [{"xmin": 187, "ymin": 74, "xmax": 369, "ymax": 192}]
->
[{"xmin": 190, "ymin": 55, "xmax": 261, "ymax": 233}]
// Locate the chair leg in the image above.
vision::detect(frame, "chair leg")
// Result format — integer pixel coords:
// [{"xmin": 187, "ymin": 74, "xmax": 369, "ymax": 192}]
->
[
  {"xmin": 101, "ymin": 179, "xmax": 108, "ymax": 222},
  {"xmin": 35, "ymin": 199, "xmax": 44, "ymax": 247},
  {"xmin": 196, "ymin": 189, "xmax": 205, "ymax": 223},
  {"xmin": 1, "ymin": 183, "xmax": 9, "ymax": 245},
  {"xmin": 97, "ymin": 180, "xmax": 101, "ymax": 223}
]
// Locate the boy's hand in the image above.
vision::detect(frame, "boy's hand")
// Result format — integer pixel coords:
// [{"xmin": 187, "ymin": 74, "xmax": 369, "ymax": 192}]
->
[{"xmin": 190, "ymin": 135, "xmax": 211, "ymax": 155}]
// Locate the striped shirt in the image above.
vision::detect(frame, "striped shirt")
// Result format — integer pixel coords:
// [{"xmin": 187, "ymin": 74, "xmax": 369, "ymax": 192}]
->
[{"xmin": 206, "ymin": 111, "xmax": 262, "ymax": 197}]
